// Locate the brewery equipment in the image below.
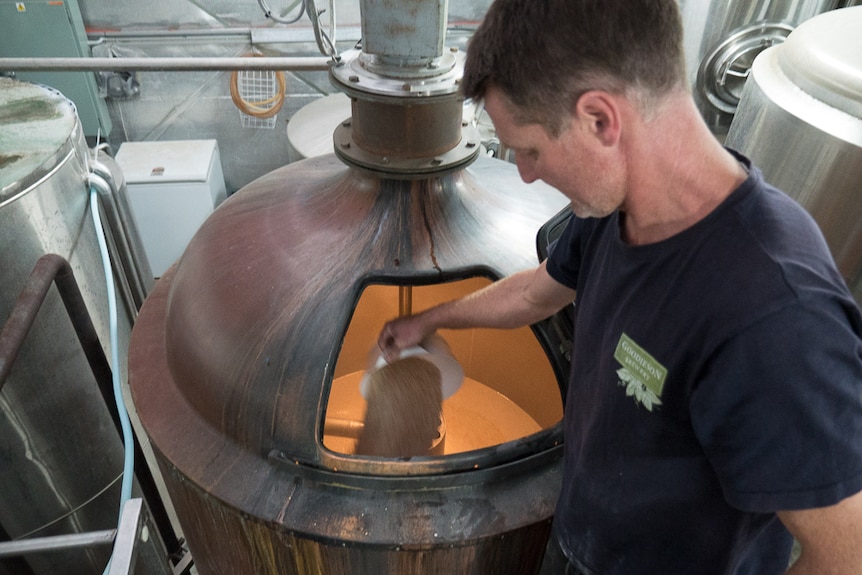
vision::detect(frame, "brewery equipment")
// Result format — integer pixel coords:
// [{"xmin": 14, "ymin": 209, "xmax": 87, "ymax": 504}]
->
[
  {"xmin": 679, "ymin": 0, "xmax": 839, "ymax": 134},
  {"xmin": 128, "ymin": 0, "xmax": 570, "ymax": 573},
  {"xmin": 726, "ymin": 6, "xmax": 862, "ymax": 305},
  {"xmin": 0, "ymin": 78, "xmax": 173, "ymax": 574}
]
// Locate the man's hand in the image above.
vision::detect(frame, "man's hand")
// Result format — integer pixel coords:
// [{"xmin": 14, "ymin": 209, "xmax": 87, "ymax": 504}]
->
[{"xmin": 378, "ymin": 313, "xmax": 434, "ymax": 363}]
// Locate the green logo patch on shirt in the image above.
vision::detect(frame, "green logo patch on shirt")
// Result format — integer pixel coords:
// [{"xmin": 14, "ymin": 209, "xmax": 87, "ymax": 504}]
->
[{"xmin": 613, "ymin": 333, "xmax": 667, "ymax": 411}]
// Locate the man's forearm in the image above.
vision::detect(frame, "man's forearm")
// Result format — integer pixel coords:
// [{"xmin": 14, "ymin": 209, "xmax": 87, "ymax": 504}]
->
[
  {"xmin": 419, "ymin": 269, "xmax": 558, "ymax": 331},
  {"xmin": 378, "ymin": 264, "xmax": 575, "ymax": 360}
]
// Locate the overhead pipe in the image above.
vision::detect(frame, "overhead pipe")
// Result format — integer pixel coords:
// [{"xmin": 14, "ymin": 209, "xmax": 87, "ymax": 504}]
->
[{"xmin": 0, "ymin": 56, "xmax": 332, "ymax": 73}]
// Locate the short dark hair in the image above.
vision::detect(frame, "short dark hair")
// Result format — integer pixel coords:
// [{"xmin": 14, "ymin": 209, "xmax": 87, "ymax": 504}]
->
[{"xmin": 463, "ymin": 0, "xmax": 686, "ymax": 136}]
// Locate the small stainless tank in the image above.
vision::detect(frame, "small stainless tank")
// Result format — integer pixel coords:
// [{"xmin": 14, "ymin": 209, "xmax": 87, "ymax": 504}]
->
[
  {"xmin": 679, "ymin": 0, "xmax": 839, "ymax": 134},
  {"xmin": 726, "ymin": 6, "xmax": 862, "ymax": 304},
  {"xmin": 0, "ymin": 78, "xmax": 125, "ymax": 575},
  {"xmin": 0, "ymin": 79, "xmax": 171, "ymax": 574}
]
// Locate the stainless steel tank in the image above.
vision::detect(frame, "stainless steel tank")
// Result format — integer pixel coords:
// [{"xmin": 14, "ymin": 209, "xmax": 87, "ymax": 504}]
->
[
  {"xmin": 128, "ymin": 1, "xmax": 570, "ymax": 573},
  {"xmin": 0, "ymin": 78, "xmax": 171, "ymax": 574},
  {"xmin": 726, "ymin": 6, "xmax": 862, "ymax": 304},
  {"xmin": 679, "ymin": 0, "xmax": 839, "ymax": 134}
]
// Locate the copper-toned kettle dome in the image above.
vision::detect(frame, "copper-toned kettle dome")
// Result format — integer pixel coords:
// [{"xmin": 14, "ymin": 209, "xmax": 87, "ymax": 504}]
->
[
  {"xmin": 129, "ymin": 1, "xmax": 572, "ymax": 571},
  {"xmin": 162, "ymin": 154, "xmax": 568, "ymax": 471},
  {"xmin": 130, "ymin": 152, "xmax": 571, "ymax": 574}
]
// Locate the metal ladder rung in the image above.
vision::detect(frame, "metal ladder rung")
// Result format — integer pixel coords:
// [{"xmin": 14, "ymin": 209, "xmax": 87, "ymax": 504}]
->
[{"xmin": 0, "ymin": 498, "xmax": 144, "ymax": 575}]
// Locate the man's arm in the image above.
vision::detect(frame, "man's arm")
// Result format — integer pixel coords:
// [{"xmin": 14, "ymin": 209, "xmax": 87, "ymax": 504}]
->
[
  {"xmin": 378, "ymin": 260, "xmax": 576, "ymax": 361},
  {"xmin": 779, "ymin": 489, "xmax": 862, "ymax": 574}
]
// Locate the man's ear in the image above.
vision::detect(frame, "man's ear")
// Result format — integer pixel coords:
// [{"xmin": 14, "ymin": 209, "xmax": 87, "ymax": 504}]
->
[{"xmin": 574, "ymin": 91, "xmax": 621, "ymax": 147}]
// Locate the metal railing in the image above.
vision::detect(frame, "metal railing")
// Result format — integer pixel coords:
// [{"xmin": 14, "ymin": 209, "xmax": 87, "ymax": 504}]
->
[{"xmin": 0, "ymin": 254, "xmax": 185, "ymax": 575}]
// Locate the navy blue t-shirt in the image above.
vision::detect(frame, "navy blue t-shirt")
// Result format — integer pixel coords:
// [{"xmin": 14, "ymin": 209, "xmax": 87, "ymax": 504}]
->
[{"xmin": 546, "ymin": 157, "xmax": 862, "ymax": 574}]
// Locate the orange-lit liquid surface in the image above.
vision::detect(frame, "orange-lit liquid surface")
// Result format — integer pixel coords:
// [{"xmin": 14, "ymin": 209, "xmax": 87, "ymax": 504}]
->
[{"xmin": 324, "ymin": 370, "xmax": 544, "ymax": 455}]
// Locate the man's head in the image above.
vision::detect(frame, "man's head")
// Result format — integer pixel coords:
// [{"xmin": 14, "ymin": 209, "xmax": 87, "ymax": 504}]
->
[{"xmin": 462, "ymin": 0, "xmax": 686, "ymax": 137}]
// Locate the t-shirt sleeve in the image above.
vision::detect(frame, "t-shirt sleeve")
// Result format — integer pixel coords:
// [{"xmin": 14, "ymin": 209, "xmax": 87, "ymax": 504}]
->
[
  {"xmin": 545, "ymin": 214, "xmax": 585, "ymax": 291},
  {"xmin": 690, "ymin": 296, "xmax": 862, "ymax": 513}
]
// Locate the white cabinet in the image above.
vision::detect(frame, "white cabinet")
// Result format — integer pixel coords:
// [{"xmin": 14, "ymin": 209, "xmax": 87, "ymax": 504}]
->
[{"xmin": 117, "ymin": 140, "xmax": 226, "ymax": 277}]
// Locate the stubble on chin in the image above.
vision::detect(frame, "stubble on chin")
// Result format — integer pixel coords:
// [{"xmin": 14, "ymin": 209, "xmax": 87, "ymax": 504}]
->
[{"xmin": 568, "ymin": 199, "xmax": 617, "ymax": 220}]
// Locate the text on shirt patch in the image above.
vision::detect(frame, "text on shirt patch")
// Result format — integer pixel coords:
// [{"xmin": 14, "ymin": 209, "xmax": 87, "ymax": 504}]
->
[{"xmin": 613, "ymin": 333, "xmax": 667, "ymax": 411}]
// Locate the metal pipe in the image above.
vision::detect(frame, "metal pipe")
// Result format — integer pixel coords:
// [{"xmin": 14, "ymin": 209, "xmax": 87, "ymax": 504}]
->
[
  {"xmin": 87, "ymin": 158, "xmax": 154, "ymax": 314},
  {"xmin": 0, "ymin": 56, "xmax": 332, "ymax": 72},
  {"xmin": 324, "ymin": 417, "xmax": 365, "ymax": 438},
  {"xmin": 0, "ymin": 253, "xmax": 181, "ymax": 555},
  {"xmin": 0, "ymin": 254, "xmax": 117, "ymax": 400},
  {"xmin": 0, "ymin": 530, "xmax": 116, "ymax": 558},
  {"xmin": 91, "ymin": 27, "xmax": 254, "ymax": 39},
  {"xmin": 398, "ymin": 286, "xmax": 413, "ymax": 317},
  {"xmin": 0, "ymin": 255, "xmax": 87, "ymax": 391}
]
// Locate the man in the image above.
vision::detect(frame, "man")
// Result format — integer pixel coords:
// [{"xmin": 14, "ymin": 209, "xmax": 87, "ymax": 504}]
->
[{"xmin": 378, "ymin": 0, "xmax": 862, "ymax": 573}]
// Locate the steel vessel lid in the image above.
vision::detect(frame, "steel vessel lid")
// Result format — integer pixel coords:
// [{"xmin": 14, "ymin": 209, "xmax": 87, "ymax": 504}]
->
[
  {"xmin": 115, "ymin": 139, "xmax": 219, "ymax": 185},
  {"xmin": 0, "ymin": 79, "xmax": 80, "ymax": 203},
  {"xmin": 777, "ymin": 6, "xmax": 862, "ymax": 119}
]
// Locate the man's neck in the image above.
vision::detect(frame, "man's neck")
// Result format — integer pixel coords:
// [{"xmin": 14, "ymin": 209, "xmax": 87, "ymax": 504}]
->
[{"xmin": 619, "ymin": 92, "xmax": 748, "ymax": 246}]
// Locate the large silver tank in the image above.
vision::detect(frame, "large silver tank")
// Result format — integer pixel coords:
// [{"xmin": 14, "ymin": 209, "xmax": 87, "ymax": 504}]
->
[
  {"xmin": 726, "ymin": 6, "xmax": 862, "ymax": 304},
  {"xmin": 679, "ymin": 0, "xmax": 839, "ymax": 134},
  {"xmin": 0, "ymin": 78, "xmax": 168, "ymax": 574}
]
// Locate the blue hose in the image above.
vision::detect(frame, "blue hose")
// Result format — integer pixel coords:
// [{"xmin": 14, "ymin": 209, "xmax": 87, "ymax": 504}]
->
[{"xmin": 89, "ymin": 184, "xmax": 135, "ymax": 573}]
